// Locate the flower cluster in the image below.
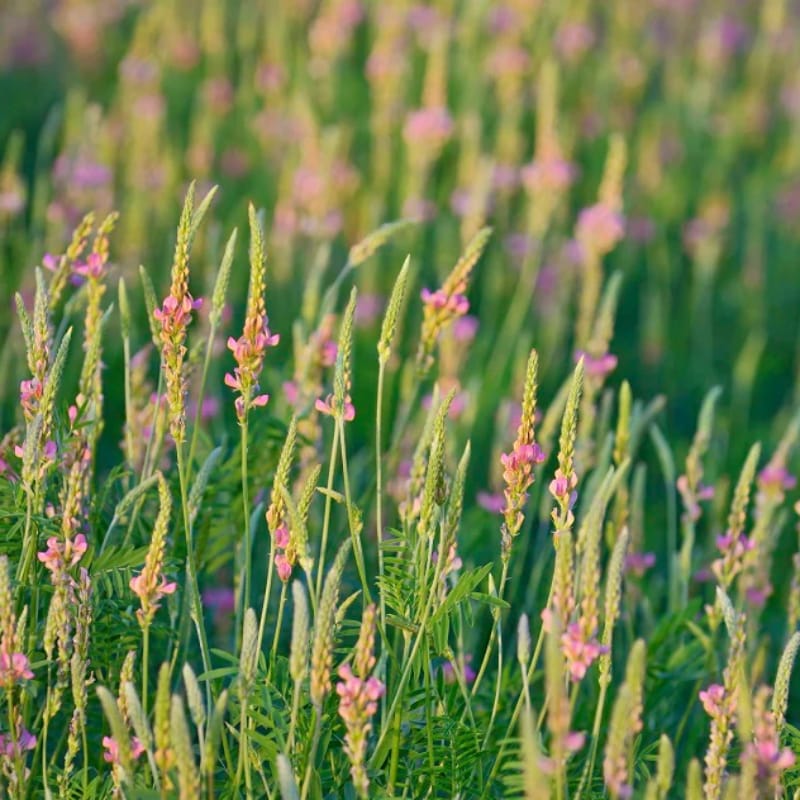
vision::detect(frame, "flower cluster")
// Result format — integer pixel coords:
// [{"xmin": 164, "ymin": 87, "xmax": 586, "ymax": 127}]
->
[
  {"xmin": 130, "ymin": 475, "xmax": 176, "ymax": 627},
  {"xmin": 501, "ymin": 443, "xmax": 545, "ymax": 533},
  {"xmin": 225, "ymin": 206, "xmax": 279, "ymax": 421},
  {"xmin": 273, "ymin": 525, "xmax": 293, "ymax": 582},
  {"xmin": 156, "ymin": 291, "xmax": 202, "ymax": 444},
  {"xmin": 0, "ymin": 727, "xmax": 36, "ymax": 758},
  {"xmin": 315, "ymin": 393, "xmax": 355, "ymax": 421},
  {"xmin": 38, "ymin": 533, "xmax": 87, "ymax": 574},
  {"xmin": 102, "ymin": 735, "xmax": 146, "ymax": 765},
  {"xmin": 576, "ymin": 202, "xmax": 626, "ymax": 258},
  {"xmin": 0, "ymin": 652, "xmax": 34, "ymax": 687},
  {"xmin": 156, "ymin": 184, "xmax": 210, "ymax": 444},
  {"xmin": 560, "ymin": 622, "xmax": 608, "ymax": 682},
  {"xmin": 677, "ymin": 474, "xmax": 715, "ymax": 523},
  {"xmin": 711, "ymin": 529, "xmax": 754, "ymax": 587},
  {"xmin": 577, "ymin": 349, "xmax": 618, "ymax": 380},
  {"xmin": 741, "ymin": 687, "xmax": 795, "ymax": 795},
  {"xmin": 416, "ymin": 228, "xmax": 491, "ymax": 374},
  {"xmin": 336, "ymin": 605, "xmax": 385, "ymax": 799}
]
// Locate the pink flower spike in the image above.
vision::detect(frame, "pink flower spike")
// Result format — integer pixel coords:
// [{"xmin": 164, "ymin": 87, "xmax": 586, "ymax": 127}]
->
[
  {"xmin": 315, "ymin": 396, "xmax": 334, "ymax": 416},
  {"xmin": 699, "ymin": 684, "xmax": 726, "ymax": 717},
  {"xmin": 274, "ymin": 525, "xmax": 290, "ymax": 549},
  {"xmin": 0, "ymin": 651, "xmax": 34, "ymax": 683},
  {"xmin": 275, "ymin": 552, "xmax": 292, "ymax": 582}
]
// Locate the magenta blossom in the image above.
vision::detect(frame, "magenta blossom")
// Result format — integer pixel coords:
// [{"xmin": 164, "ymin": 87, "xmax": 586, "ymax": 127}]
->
[
  {"xmin": 440, "ymin": 655, "xmax": 476, "ymax": 685},
  {"xmin": 521, "ymin": 157, "xmax": 577, "ymax": 194},
  {"xmin": 576, "ymin": 203, "xmax": 625, "ymax": 256},
  {"xmin": 37, "ymin": 533, "xmax": 88, "ymax": 573},
  {"xmin": 699, "ymin": 683, "xmax": 727, "ymax": 717},
  {"xmin": 477, "ymin": 491, "xmax": 505, "ymax": 514},
  {"xmin": 0, "ymin": 651, "xmax": 34, "ymax": 684},
  {"xmin": 0, "ymin": 728, "xmax": 36, "ymax": 758},
  {"xmin": 625, "ymin": 552, "xmax": 656, "ymax": 577},
  {"xmin": 315, "ymin": 393, "xmax": 355, "ymax": 422},
  {"xmin": 575, "ymin": 350, "xmax": 618, "ymax": 379},
  {"xmin": 421, "ymin": 287, "xmax": 469, "ymax": 316},
  {"xmin": 561, "ymin": 622, "xmax": 608, "ymax": 682},
  {"xmin": 102, "ymin": 735, "xmax": 145, "ymax": 764}
]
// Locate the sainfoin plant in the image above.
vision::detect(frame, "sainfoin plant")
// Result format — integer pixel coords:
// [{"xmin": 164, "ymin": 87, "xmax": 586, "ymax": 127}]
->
[{"xmin": 2, "ymin": 1, "xmax": 800, "ymax": 798}]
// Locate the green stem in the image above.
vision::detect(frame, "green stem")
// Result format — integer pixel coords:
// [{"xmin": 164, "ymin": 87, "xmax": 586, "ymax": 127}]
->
[
  {"xmin": 271, "ymin": 582, "xmax": 288, "ymax": 662},
  {"xmin": 239, "ymin": 418, "xmax": 252, "ymax": 642},
  {"xmin": 337, "ymin": 417, "xmax": 372, "ymax": 605},
  {"xmin": 469, "ymin": 559, "xmax": 510, "ymax": 701},
  {"xmin": 316, "ymin": 424, "xmax": 340, "ymax": 604},
  {"xmin": 142, "ymin": 623, "xmax": 150, "ymax": 717},
  {"xmin": 375, "ymin": 361, "xmax": 387, "ymax": 640},
  {"xmin": 300, "ymin": 707, "xmax": 322, "ymax": 800},
  {"xmin": 575, "ymin": 680, "xmax": 609, "ymax": 800},
  {"xmin": 256, "ymin": 541, "xmax": 276, "ymax": 666},
  {"xmin": 186, "ymin": 325, "xmax": 218, "ymax": 485},
  {"xmin": 176, "ymin": 444, "xmax": 212, "ymax": 697},
  {"xmin": 122, "ymin": 319, "xmax": 135, "ymax": 477}
]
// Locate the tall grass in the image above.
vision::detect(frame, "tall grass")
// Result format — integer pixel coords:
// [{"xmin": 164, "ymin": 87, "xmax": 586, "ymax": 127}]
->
[{"xmin": 1, "ymin": 1, "xmax": 800, "ymax": 798}]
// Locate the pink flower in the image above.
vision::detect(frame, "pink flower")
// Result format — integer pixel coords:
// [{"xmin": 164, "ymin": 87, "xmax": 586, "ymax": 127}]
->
[
  {"xmin": 549, "ymin": 470, "xmax": 578, "ymax": 504},
  {"xmin": 202, "ymin": 586, "xmax": 235, "ymax": 614},
  {"xmin": 315, "ymin": 394, "xmax": 355, "ymax": 422},
  {"xmin": 283, "ymin": 380, "xmax": 299, "ymax": 406},
  {"xmin": 576, "ymin": 204, "xmax": 625, "ymax": 256},
  {"xmin": 275, "ymin": 552, "xmax": 292, "ymax": 582},
  {"xmin": 0, "ymin": 728, "xmax": 36, "ymax": 757},
  {"xmin": 42, "ymin": 252, "xmax": 60, "ymax": 272},
  {"xmin": 274, "ymin": 525, "xmax": 290, "ymax": 549},
  {"xmin": 555, "ymin": 22, "xmax": 596, "ymax": 61},
  {"xmin": 337, "ymin": 663, "xmax": 385, "ymax": 714},
  {"xmin": 521, "ymin": 157, "xmax": 577, "ymax": 194},
  {"xmin": 452, "ymin": 315, "xmax": 479, "ymax": 343},
  {"xmin": 37, "ymin": 533, "xmax": 88, "ymax": 573},
  {"xmin": 130, "ymin": 573, "xmax": 177, "ymax": 602},
  {"xmin": 403, "ymin": 107, "xmax": 454, "ymax": 149},
  {"xmin": 576, "ymin": 350, "xmax": 618, "ymax": 379},
  {"xmin": 421, "ymin": 287, "xmax": 469, "ymax": 316},
  {"xmin": 355, "ymin": 294, "xmax": 385, "ymax": 327},
  {"xmin": 73, "ymin": 252, "xmax": 107, "ymax": 280},
  {"xmin": 561, "ymin": 622, "xmax": 608, "ymax": 682},
  {"xmin": 440, "ymin": 655, "xmax": 476, "ymax": 684},
  {"xmin": 699, "ymin": 684, "xmax": 727, "ymax": 718},
  {"xmin": 758, "ymin": 464, "xmax": 796, "ymax": 493},
  {"xmin": 477, "ymin": 491, "xmax": 505, "ymax": 514},
  {"xmin": 102, "ymin": 736, "xmax": 145, "ymax": 764},
  {"xmin": 625, "ymin": 552, "xmax": 655, "ymax": 576},
  {"xmin": 0, "ymin": 651, "xmax": 34, "ymax": 684}
]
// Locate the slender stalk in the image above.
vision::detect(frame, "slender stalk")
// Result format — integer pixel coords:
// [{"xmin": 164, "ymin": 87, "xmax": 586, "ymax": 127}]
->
[
  {"xmin": 315, "ymin": 424, "xmax": 340, "ymax": 603},
  {"xmin": 372, "ymin": 575, "xmax": 439, "ymax": 764},
  {"xmin": 121, "ymin": 370, "xmax": 165, "ymax": 550},
  {"xmin": 337, "ymin": 417, "xmax": 372, "ymax": 604},
  {"xmin": 256, "ymin": 544, "xmax": 276, "ymax": 663},
  {"xmin": 479, "ymin": 612, "xmax": 549, "ymax": 797},
  {"xmin": 470, "ymin": 560, "xmax": 510, "ymax": 700},
  {"xmin": 300, "ymin": 708, "xmax": 323, "ymax": 800},
  {"xmin": 176, "ymin": 445, "xmax": 212, "ymax": 692},
  {"xmin": 122, "ymin": 316, "xmax": 135, "ymax": 477},
  {"xmin": 239, "ymin": 419, "xmax": 252, "ymax": 643},
  {"xmin": 575, "ymin": 681, "xmax": 609, "ymax": 800},
  {"xmin": 375, "ymin": 361, "xmax": 387, "ymax": 639},
  {"xmin": 271, "ymin": 582, "xmax": 288, "ymax": 661},
  {"xmin": 142, "ymin": 623, "xmax": 151, "ymax": 717},
  {"xmin": 186, "ymin": 325, "xmax": 219, "ymax": 485}
]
